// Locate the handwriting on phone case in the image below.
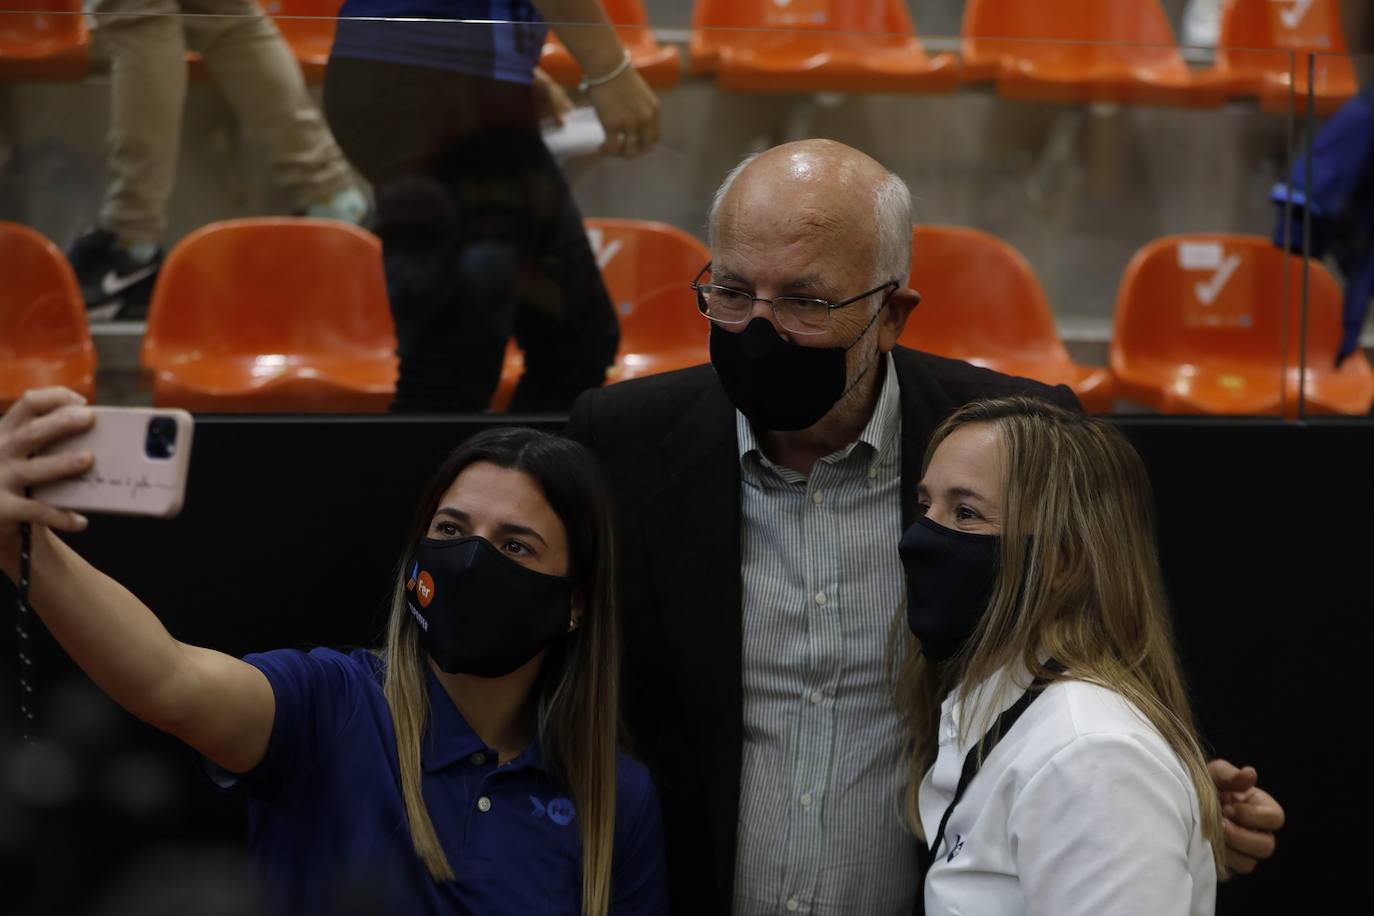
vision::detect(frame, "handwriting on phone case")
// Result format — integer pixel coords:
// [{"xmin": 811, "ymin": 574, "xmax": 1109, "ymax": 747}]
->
[{"xmin": 78, "ymin": 470, "xmax": 174, "ymax": 499}]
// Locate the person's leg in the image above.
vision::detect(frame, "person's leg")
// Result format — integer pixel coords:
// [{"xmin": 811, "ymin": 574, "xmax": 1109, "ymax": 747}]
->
[
  {"xmin": 186, "ymin": 0, "xmax": 362, "ymax": 219},
  {"xmin": 324, "ymin": 58, "xmax": 516, "ymax": 412},
  {"xmin": 72, "ymin": 0, "xmax": 184, "ymax": 317},
  {"xmin": 506, "ymin": 144, "xmax": 619, "ymax": 413},
  {"xmin": 94, "ymin": 0, "xmax": 185, "ymax": 246}
]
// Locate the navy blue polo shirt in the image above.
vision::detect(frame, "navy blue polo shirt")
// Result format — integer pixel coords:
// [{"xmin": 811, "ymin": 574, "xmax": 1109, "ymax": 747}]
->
[
  {"xmin": 333, "ymin": 1, "xmax": 547, "ymax": 84},
  {"xmin": 214, "ymin": 647, "xmax": 667, "ymax": 915}
]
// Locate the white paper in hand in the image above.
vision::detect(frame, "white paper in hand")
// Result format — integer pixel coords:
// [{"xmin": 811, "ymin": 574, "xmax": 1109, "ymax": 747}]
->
[{"xmin": 541, "ymin": 106, "xmax": 606, "ymax": 162}]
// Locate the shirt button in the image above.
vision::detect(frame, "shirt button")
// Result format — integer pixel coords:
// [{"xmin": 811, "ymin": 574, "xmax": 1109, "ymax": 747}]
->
[
  {"xmin": 477, "ymin": 796, "xmax": 492, "ymax": 813},
  {"xmin": 868, "ymin": 466, "xmax": 879, "ymax": 479},
  {"xmin": 786, "ymin": 898, "xmax": 800, "ymax": 912},
  {"xmin": 470, "ymin": 752, "xmax": 486, "ymax": 766},
  {"xmin": 800, "ymin": 792, "xmax": 814, "ymax": 808},
  {"xmin": 809, "ymin": 689, "xmax": 824, "ymax": 705},
  {"xmin": 812, "ymin": 491, "xmax": 824, "ymax": 505},
  {"xmin": 814, "ymin": 591, "xmax": 827, "ymax": 606}
]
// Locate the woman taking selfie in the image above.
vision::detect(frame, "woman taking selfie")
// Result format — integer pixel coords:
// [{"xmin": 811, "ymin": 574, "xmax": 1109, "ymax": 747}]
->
[
  {"xmin": 894, "ymin": 396, "xmax": 1224, "ymax": 916},
  {"xmin": 0, "ymin": 387, "xmax": 667, "ymax": 915}
]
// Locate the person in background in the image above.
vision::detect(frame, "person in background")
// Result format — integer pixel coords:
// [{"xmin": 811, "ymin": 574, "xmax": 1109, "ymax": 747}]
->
[
  {"xmin": 0, "ymin": 389, "xmax": 667, "ymax": 915},
  {"xmin": 567, "ymin": 139, "xmax": 1285, "ymax": 914},
  {"xmin": 897, "ymin": 396, "xmax": 1223, "ymax": 915},
  {"xmin": 68, "ymin": 1, "xmax": 368, "ymax": 322},
  {"xmin": 324, "ymin": 0, "xmax": 660, "ymax": 413}
]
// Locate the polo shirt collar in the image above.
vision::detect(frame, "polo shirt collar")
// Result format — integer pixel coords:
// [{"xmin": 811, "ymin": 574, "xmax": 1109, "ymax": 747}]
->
[{"xmin": 420, "ymin": 666, "xmax": 549, "ymax": 774}]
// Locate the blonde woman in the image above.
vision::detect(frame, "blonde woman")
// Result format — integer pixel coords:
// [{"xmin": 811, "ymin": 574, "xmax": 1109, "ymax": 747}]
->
[
  {"xmin": 894, "ymin": 396, "xmax": 1225, "ymax": 916},
  {"xmin": 0, "ymin": 387, "xmax": 667, "ymax": 915}
]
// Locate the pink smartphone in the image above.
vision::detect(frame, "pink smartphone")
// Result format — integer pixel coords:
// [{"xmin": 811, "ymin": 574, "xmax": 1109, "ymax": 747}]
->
[{"xmin": 34, "ymin": 407, "xmax": 194, "ymax": 518}]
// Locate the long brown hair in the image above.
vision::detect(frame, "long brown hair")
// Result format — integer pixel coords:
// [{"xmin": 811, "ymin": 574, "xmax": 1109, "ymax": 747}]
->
[
  {"xmin": 891, "ymin": 396, "xmax": 1227, "ymax": 876},
  {"xmin": 380, "ymin": 427, "xmax": 623, "ymax": 915}
]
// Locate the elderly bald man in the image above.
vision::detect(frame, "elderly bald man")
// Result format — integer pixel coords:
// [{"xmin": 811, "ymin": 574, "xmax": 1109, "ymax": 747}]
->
[{"xmin": 567, "ymin": 140, "xmax": 1282, "ymax": 914}]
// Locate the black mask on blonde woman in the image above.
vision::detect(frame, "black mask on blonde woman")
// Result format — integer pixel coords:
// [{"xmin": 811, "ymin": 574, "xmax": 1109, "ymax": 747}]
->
[
  {"xmin": 899, "ymin": 516, "xmax": 1001, "ymax": 663},
  {"xmin": 405, "ymin": 536, "xmax": 574, "ymax": 677}
]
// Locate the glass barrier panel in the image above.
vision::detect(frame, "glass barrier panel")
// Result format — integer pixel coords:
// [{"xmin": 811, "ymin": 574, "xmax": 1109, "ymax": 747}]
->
[{"xmin": 0, "ymin": 11, "xmax": 1306, "ymax": 423}]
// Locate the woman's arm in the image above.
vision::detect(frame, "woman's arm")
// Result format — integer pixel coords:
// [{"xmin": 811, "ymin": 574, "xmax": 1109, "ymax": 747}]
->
[
  {"xmin": 530, "ymin": 0, "xmax": 660, "ymax": 156},
  {"xmin": 1008, "ymin": 733, "xmax": 1213, "ymax": 916},
  {"xmin": 0, "ymin": 388, "xmax": 274, "ymax": 774}
]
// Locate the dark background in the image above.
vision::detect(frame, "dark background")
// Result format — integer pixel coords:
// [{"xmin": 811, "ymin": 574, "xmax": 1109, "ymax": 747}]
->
[{"xmin": 0, "ymin": 415, "xmax": 1367, "ymax": 914}]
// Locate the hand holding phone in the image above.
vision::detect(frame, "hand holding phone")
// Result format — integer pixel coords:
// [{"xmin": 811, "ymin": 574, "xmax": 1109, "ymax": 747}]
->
[
  {"xmin": 35, "ymin": 406, "xmax": 193, "ymax": 518},
  {"xmin": 1, "ymin": 390, "xmax": 193, "ymax": 538}
]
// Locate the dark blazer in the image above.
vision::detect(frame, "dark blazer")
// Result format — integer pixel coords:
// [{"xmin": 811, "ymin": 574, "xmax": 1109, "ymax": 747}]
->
[{"xmin": 566, "ymin": 347, "xmax": 1080, "ymax": 915}]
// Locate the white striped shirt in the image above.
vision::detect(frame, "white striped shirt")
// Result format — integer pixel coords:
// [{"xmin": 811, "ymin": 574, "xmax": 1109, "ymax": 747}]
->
[{"xmin": 733, "ymin": 355, "xmax": 918, "ymax": 916}]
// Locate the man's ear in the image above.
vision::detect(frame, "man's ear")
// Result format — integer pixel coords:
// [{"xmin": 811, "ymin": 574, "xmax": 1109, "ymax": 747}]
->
[{"xmin": 878, "ymin": 288, "xmax": 921, "ymax": 352}]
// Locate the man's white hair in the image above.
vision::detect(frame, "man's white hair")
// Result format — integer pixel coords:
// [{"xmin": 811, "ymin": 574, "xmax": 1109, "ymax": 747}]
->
[{"xmin": 706, "ymin": 151, "xmax": 913, "ymax": 288}]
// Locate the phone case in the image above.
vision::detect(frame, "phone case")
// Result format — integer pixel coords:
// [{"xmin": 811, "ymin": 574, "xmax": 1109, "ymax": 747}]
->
[{"xmin": 33, "ymin": 407, "xmax": 194, "ymax": 518}]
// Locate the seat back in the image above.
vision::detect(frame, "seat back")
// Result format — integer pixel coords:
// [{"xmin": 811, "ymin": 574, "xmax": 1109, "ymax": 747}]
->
[
  {"xmin": 142, "ymin": 218, "xmax": 393, "ymax": 370},
  {"xmin": 0, "ymin": 221, "xmax": 95, "ymax": 404},
  {"xmin": 1111, "ymin": 234, "xmax": 1336, "ymax": 372},
  {"xmin": 0, "ymin": 0, "xmax": 88, "ymax": 78},
  {"xmin": 962, "ymin": 0, "xmax": 1182, "ymax": 68},
  {"xmin": 262, "ymin": 0, "xmax": 341, "ymax": 53},
  {"xmin": 899, "ymin": 225, "xmax": 1068, "ymax": 365},
  {"xmin": 1216, "ymin": 0, "xmax": 1351, "ymax": 91},
  {"xmin": 692, "ymin": 0, "xmax": 913, "ymax": 35},
  {"xmin": 583, "ymin": 218, "xmax": 708, "ymax": 362}
]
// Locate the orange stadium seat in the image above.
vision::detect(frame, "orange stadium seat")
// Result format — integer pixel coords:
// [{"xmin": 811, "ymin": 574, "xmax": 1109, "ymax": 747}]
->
[
  {"xmin": 0, "ymin": 1, "xmax": 89, "ymax": 82},
  {"xmin": 961, "ymin": 0, "xmax": 1228, "ymax": 106},
  {"xmin": 490, "ymin": 218, "xmax": 709, "ymax": 411},
  {"xmin": 141, "ymin": 218, "xmax": 397, "ymax": 413},
  {"xmin": 901, "ymin": 225, "xmax": 1114, "ymax": 412},
  {"xmin": 1213, "ymin": 0, "xmax": 1357, "ymax": 116},
  {"xmin": 0, "ymin": 222, "xmax": 96, "ymax": 409},
  {"xmin": 263, "ymin": 0, "xmax": 339, "ymax": 83},
  {"xmin": 1111, "ymin": 234, "xmax": 1374, "ymax": 416},
  {"xmin": 540, "ymin": 0, "xmax": 680, "ymax": 89},
  {"xmin": 689, "ymin": 0, "xmax": 958, "ymax": 94}
]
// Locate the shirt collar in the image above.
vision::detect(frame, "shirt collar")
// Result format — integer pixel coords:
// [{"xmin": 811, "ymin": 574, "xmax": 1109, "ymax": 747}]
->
[
  {"xmin": 420, "ymin": 666, "xmax": 548, "ymax": 774},
  {"xmin": 736, "ymin": 352, "xmax": 901, "ymax": 477}
]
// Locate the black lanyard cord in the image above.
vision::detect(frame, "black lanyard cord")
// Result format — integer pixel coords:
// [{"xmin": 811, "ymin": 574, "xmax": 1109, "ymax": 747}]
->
[
  {"xmin": 928, "ymin": 659, "xmax": 1066, "ymax": 863},
  {"xmin": 15, "ymin": 492, "xmax": 34, "ymax": 744}
]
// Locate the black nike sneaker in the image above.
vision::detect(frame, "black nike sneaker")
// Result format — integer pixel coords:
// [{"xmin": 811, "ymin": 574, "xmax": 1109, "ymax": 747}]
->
[{"xmin": 66, "ymin": 225, "xmax": 163, "ymax": 322}]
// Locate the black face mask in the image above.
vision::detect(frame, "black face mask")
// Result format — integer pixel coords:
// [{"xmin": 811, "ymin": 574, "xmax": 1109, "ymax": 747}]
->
[
  {"xmin": 709, "ymin": 314, "xmax": 879, "ymax": 432},
  {"xmin": 405, "ymin": 536, "xmax": 574, "ymax": 678},
  {"xmin": 899, "ymin": 516, "xmax": 1001, "ymax": 663}
]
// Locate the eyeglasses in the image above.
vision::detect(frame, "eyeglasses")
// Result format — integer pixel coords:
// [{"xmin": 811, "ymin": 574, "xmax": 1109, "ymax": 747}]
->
[{"xmin": 690, "ymin": 262, "xmax": 899, "ymax": 336}]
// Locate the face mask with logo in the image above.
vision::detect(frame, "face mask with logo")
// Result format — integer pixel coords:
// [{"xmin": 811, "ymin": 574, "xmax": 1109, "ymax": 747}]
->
[
  {"xmin": 899, "ymin": 516, "xmax": 1001, "ymax": 663},
  {"xmin": 405, "ymin": 536, "xmax": 574, "ymax": 678},
  {"xmin": 709, "ymin": 314, "xmax": 880, "ymax": 432}
]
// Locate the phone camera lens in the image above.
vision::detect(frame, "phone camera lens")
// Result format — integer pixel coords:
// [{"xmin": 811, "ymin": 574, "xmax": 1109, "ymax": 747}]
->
[{"xmin": 145, "ymin": 417, "xmax": 178, "ymax": 459}]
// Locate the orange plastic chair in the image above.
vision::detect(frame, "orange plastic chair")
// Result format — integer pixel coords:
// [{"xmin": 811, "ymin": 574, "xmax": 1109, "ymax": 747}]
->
[
  {"xmin": 262, "ymin": 0, "xmax": 339, "ymax": 83},
  {"xmin": 961, "ymin": 0, "xmax": 1227, "ymax": 106},
  {"xmin": 1213, "ymin": 0, "xmax": 1357, "ymax": 116},
  {"xmin": 0, "ymin": 222, "xmax": 96, "ymax": 409},
  {"xmin": 141, "ymin": 218, "xmax": 397, "ymax": 412},
  {"xmin": 0, "ymin": 1, "xmax": 89, "ymax": 82},
  {"xmin": 489, "ymin": 218, "xmax": 709, "ymax": 411},
  {"xmin": 540, "ymin": 0, "xmax": 680, "ymax": 89},
  {"xmin": 900, "ymin": 225, "xmax": 1114, "ymax": 412},
  {"xmin": 1111, "ymin": 234, "xmax": 1374, "ymax": 416},
  {"xmin": 689, "ymin": 0, "xmax": 958, "ymax": 94}
]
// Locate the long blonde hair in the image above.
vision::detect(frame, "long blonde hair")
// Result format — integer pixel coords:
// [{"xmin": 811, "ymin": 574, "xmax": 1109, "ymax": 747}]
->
[
  {"xmin": 891, "ymin": 396, "xmax": 1227, "ymax": 877},
  {"xmin": 380, "ymin": 428, "xmax": 623, "ymax": 915}
]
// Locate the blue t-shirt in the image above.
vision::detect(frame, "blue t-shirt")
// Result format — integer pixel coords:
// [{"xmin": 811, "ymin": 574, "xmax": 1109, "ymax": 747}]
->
[
  {"xmin": 218, "ymin": 647, "xmax": 668, "ymax": 915},
  {"xmin": 333, "ymin": 1, "xmax": 548, "ymax": 84}
]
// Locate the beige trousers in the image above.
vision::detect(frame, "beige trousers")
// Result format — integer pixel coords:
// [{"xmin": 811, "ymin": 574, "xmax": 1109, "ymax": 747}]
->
[{"xmin": 94, "ymin": 0, "xmax": 354, "ymax": 244}]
